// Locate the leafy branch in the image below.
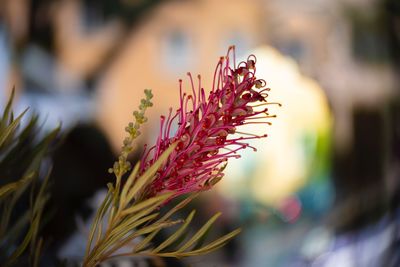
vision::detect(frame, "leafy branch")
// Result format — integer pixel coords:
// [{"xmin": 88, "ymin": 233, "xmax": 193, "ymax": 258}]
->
[
  {"xmin": 83, "ymin": 90, "xmax": 241, "ymax": 267},
  {"xmin": 0, "ymin": 89, "xmax": 60, "ymax": 267}
]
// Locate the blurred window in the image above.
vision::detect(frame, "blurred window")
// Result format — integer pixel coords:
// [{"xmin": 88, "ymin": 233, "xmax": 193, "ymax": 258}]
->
[
  {"xmin": 223, "ymin": 31, "xmax": 251, "ymax": 58},
  {"xmin": 81, "ymin": 5, "xmax": 105, "ymax": 32},
  {"xmin": 162, "ymin": 29, "xmax": 193, "ymax": 73},
  {"xmin": 347, "ymin": 8, "xmax": 390, "ymax": 63},
  {"xmin": 277, "ymin": 39, "xmax": 306, "ymax": 63}
]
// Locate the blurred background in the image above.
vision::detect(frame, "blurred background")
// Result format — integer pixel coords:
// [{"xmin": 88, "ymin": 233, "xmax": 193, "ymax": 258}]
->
[{"xmin": 0, "ymin": 0, "xmax": 399, "ymax": 266}]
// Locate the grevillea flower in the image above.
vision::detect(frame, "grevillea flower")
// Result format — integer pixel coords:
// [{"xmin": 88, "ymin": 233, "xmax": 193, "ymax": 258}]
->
[{"xmin": 139, "ymin": 46, "xmax": 279, "ymax": 198}]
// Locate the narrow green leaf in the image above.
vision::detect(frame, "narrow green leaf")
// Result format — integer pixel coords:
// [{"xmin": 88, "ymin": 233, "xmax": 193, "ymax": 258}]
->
[
  {"xmin": 85, "ymin": 187, "xmax": 113, "ymax": 256},
  {"xmin": 29, "ymin": 194, "xmax": 48, "ymax": 257},
  {"xmin": 0, "ymin": 87, "xmax": 15, "ymax": 130},
  {"xmin": 132, "ymin": 193, "xmax": 199, "ymax": 253},
  {"xmin": 106, "ymin": 183, "xmax": 117, "ymax": 227},
  {"xmin": 126, "ymin": 143, "xmax": 176, "ymax": 202},
  {"xmin": 0, "ymin": 175, "xmax": 33, "ymax": 198},
  {"xmin": 110, "ymin": 196, "xmax": 167, "ymax": 238},
  {"xmin": 120, "ymin": 192, "xmax": 172, "ymax": 216},
  {"xmin": 0, "ymin": 108, "xmax": 29, "ymax": 148},
  {"xmin": 18, "ymin": 114, "xmax": 39, "ymax": 141},
  {"xmin": 32, "ymin": 167, "xmax": 51, "ymax": 216},
  {"xmin": 152, "ymin": 228, "xmax": 241, "ymax": 258},
  {"xmin": 9, "ymin": 111, "xmax": 14, "ymax": 124},
  {"xmin": 4, "ymin": 214, "xmax": 39, "ymax": 267},
  {"xmin": 0, "ymin": 172, "xmax": 35, "ymax": 237},
  {"xmin": 177, "ymin": 212, "xmax": 221, "ymax": 252},
  {"xmin": 109, "ymin": 212, "xmax": 159, "ymax": 247},
  {"xmin": 119, "ymin": 162, "xmax": 140, "ymax": 208},
  {"xmin": 95, "ymin": 216, "xmax": 104, "ymax": 252},
  {"xmin": 93, "ymin": 212, "xmax": 160, "ymax": 261},
  {"xmin": 1, "ymin": 210, "xmax": 29, "ymax": 246},
  {"xmin": 191, "ymin": 224, "xmax": 211, "ymax": 251},
  {"xmin": 133, "ymin": 230, "xmax": 158, "ymax": 253},
  {"xmin": 29, "ymin": 170, "xmax": 50, "ymax": 260},
  {"xmin": 152, "ymin": 210, "xmax": 196, "ymax": 253},
  {"xmin": 100, "ymin": 219, "xmax": 181, "ymax": 263},
  {"xmin": 183, "ymin": 228, "xmax": 241, "ymax": 256},
  {"xmin": 160, "ymin": 193, "xmax": 199, "ymax": 221},
  {"xmin": 133, "ymin": 220, "xmax": 182, "ymax": 237},
  {"xmin": 33, "ymin": 238, "xmax": 43, "ymax": 267}
]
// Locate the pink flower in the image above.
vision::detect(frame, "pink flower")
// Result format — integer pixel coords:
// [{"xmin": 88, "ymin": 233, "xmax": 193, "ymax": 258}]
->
[{"xmin": 139, "ymin": 46, "xmax": 279, "ymax": 198}]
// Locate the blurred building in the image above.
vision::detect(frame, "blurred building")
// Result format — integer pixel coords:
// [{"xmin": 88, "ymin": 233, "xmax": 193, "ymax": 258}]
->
[
  {"xmin": 95, "ymin": 0, "xmax": 265, "ymax": 149},
  {"xmin": 2, "ymin": 0, "xmax": 396, "ymax": 152},
  {"xmin": 263, "ymin": 0, "xmax": 397, "ymax": 150},
  {"xmin": 90, "ymin": 0, "xmax": 397, "ymax": 159}
]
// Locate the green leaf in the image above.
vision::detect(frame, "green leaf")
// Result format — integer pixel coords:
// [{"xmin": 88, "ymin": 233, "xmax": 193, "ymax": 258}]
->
[
  {"xmin": 0, "ymin": 87, "xmax": 15, "ymax": 131},
  {"xmin": 110, "ymin": 194, "xmax": 169, "ymax": 239},
  {"xmin": 33, "ymin": 238, "xmax": 43, "ymax": 267},
  {"xmin": 4, "ymin": 212, "xmax": 40, "ymax": 267},
  {"xmin": 0, "ymin": 88, "xmax": 59, "ymax": 266},
  {"xmin": 160, "ymin": 193, "xmax": 199, "ymax": 221},
  {"xmin": 109, "ymin": 212, "xmax": 160, "ymax": 248},
  {"xmin": 133, "ymin": 220, "xmax": 182, "ymax": 237},
  {"xmin": 152, "ymin": 210, "xmax": 196, "ymax": 253},
  {"xmin": 0, "ymin": 108, "xmax": 29, "ymax": 148},
  {"xmin": 132, "ymin": 193, "xmax": 199, "ymax": 253},
  {"xmin": 0, "ymin": 175, "xmax": 33, "ymax": 198},
  {"xmin": 177, "ymin": 212, "xmax": 221, "ymax": 252},
  {"xmin": 85, "ymin": 186, "xmax": 114, "ymax": 256},
  {"xmin": 119, "ymin": 162, "xmax": 140, "ymax": 208},
  {"xmin": 0, "ymin": 210, "xmax": 29, "ymax": 249},
  {"xmin": 182, "ymin": 228, "xmax": 241, "ymax": 256},
  {"xmin": 125, "ymin": 143, "xmax": 176, "ymax": 202},
  {"xmin": 0, "ymin": 115, "xmax": 39, "ymax": 176},
  {"xmin": 132, "ymin": 230, "xmax": 158, "ymax": 253},
  {"xmin": 153, "ymin": 228, "xmax": 241, "ymax": 258},
  {"xmin": 120, "ymin": 192, "xmax": 172, "ymax": 217},
  {"xmin": 93, "ymin": 213, "xmax": 160, "ymax": 261},
  {"xmin": 104, "ymin": 220, "xmax": 183, "ymax": 261},
  {"xmin": 29, "ymin": 190, "xmax": 50, "ymax": 258},
  {"xmin": 0, "ymin": 172, "xmax": 36, "ymax": 237}
]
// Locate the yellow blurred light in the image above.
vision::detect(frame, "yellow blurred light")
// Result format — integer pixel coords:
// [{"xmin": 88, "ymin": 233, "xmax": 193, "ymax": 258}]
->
[{"xmin": 218, "ymin": 46, "xmax": 332, "ymax": 206}]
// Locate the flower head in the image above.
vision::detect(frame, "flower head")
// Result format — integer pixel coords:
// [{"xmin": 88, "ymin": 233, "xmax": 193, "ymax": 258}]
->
[{"xmin": 139, "ymin": 46, "xmax": 279, "ymax": 198}]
